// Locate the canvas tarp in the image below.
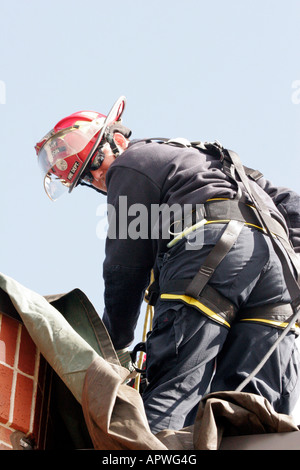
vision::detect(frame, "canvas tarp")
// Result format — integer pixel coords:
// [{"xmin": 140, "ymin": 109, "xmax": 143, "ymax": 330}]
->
[{"xmin": 1, "ymin": 271, "xmax": 300, "ymax": 450}]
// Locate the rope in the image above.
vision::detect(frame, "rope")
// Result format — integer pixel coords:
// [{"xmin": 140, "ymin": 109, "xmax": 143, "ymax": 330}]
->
[{"xmin": 134, "ymin": 272, "xmax": 154, "ymax": 391}]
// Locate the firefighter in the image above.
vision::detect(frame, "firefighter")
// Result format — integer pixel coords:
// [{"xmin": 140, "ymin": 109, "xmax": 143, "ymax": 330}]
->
[{"xmin": 35, "ymin": 96, "xmax": 300, "ymax": 434}]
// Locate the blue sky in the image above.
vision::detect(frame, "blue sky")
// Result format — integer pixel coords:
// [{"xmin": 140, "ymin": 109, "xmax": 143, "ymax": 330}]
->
[{"xmin": 1, "ymin": 0, "xmax": 300, "ymax": 391}]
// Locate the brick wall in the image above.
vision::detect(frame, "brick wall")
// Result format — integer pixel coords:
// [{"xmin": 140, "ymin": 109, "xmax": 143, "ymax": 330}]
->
[{"xmin": 0, "ymin": 312, "xmax": 48, "ymax": 450}]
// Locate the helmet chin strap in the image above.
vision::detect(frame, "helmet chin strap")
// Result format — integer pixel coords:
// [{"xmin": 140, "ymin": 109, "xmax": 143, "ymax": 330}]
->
[
  {"xmin": 90, "ymin": 131, "xmax": 121, "ymax": 172},
  {"xmin": 105, "ymin": 131, "xmax": 121, "ymax": 158},
  {"xmin": 90, "ymin": 131, "xmax": 120, "ymax": 172},
  {"xmin": 78, "ymin": 129, "xmax": 125, "ymax": 193},
  {"xmin": 77, "ymin": 132, "xmax": 119, "ymax": 194},
  {"xmin": 78, "ymin": 179, "xmax": 107, "ymax": 195}
]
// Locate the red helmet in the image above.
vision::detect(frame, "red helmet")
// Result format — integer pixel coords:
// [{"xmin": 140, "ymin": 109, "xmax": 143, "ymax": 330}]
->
[{"xmin": 35, "ymin": 96, "xmax": 126, "ymax": 200}]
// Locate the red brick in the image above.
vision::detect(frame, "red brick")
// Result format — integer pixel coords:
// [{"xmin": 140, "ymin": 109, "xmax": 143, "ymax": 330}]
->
[
  {"xmin": 0, "ymin": 441, "xmax": 12, "ymax": 450},
  {"xmin": 0, "ymin": 364, "xmax": 13, "ymax": 424},
  {"xmin": 18, "ymin": 326, "xmax": 37, "ymax": 376},
  {"xmin": 0, "ymin": 424, "xmax": 13, "ymax": 447},
  {"xmin": 0, "ymin": 315, "xmax": 19, "ymax": 367},
  {"xmin": 13, "ymin": 374, "xmax": 33, "ymax": 433}
]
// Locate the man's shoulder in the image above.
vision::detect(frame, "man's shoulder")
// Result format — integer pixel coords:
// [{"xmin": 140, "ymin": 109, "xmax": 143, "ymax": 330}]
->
[{"xmin": 111, "ymin": 139, "xmax": 167, "ymax": 170}]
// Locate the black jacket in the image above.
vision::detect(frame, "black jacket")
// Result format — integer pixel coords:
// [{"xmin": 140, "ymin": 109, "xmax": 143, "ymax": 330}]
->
[{"xmin": 102, "ymin": 140, "xmax": 300, "ymax": 349}]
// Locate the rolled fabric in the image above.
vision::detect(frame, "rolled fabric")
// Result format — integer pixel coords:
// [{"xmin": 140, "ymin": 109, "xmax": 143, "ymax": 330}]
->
[{"xmin": 0, "ymin": 272, "xmax": 99, "ymax": 404}]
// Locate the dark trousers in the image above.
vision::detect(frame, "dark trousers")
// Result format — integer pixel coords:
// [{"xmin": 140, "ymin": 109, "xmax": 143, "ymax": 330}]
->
[{"xmin": 142, "ymin": 225, "xmax": 300, "ymax": 434}]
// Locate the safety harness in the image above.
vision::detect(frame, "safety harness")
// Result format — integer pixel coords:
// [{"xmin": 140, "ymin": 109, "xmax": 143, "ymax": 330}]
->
[{"xmin": 144, "ymin": 138, "xmax": 300, "ymax": 351}]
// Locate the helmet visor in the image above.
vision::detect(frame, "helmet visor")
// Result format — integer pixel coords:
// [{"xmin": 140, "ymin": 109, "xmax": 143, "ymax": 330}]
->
[{"xmin": 38, "ymin": 117, "xmax": 106, "ymax": 177}]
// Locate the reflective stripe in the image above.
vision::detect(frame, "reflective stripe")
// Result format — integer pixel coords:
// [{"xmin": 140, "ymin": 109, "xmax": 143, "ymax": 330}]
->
[
  {"xmin": 160, "ymin": 293, "xmax": 231, "ymax": 328},
  {"xmin": 240, "ymin": 317, "xmax": 300, "ymax": 330},
  {"xmin": 160, "ymin": 295, "xmax": 300, "ymax": 332},
  {"xmin": 206, "ymin": 197, "xmax": 230, "ymax": 202}
]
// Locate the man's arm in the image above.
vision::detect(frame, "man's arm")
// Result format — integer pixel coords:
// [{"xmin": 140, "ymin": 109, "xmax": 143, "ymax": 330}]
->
[
  {"xmin": 102, "ymin": 165, "xmax": 161, "ymax": 349},
  {"xmin": 102, "ymin": 264, "xmax": 150, "ymax": 349}
]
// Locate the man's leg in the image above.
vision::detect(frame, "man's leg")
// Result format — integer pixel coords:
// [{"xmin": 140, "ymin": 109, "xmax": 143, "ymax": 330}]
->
[{"xmin": 142, "ymin": 303, "xmax": 228, "ymax": 434}]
